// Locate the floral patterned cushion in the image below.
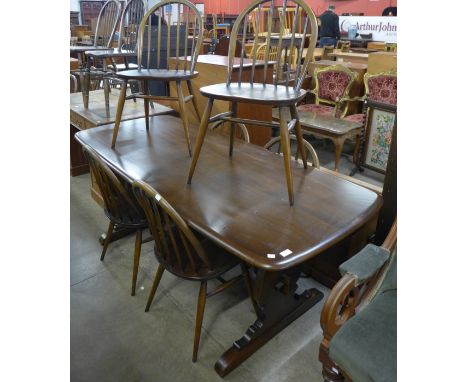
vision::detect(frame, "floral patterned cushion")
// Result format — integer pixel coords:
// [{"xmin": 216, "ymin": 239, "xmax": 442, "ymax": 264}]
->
[
  {"xmin": 317, "ymin": 71, "xmax": 352, "ymax": 102},
  {"xmin": 343, "ymin": 113, "xmax": 366, "ymax": 125},
  {"xmin": 296, "ymin": 103, "xmax": 334, "ymax": 116},
  {"xmin": 367, "ymin": 75, "xmax": 397, "ymax": 105}
]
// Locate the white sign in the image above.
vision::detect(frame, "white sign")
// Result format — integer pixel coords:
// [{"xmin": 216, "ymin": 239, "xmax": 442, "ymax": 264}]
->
[{"xmin": 338, "ymin": 16, "xmax": 397, "ymax": 43}]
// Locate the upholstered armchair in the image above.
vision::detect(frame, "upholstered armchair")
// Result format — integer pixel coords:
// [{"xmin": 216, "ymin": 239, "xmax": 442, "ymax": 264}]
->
[
  {"xmin": 297, "ymin": 64, "xmax": 357, "ymax": 119},
  {"xmin": 319, "ymin": 221, "xmax": 397, "ymax": 382}
]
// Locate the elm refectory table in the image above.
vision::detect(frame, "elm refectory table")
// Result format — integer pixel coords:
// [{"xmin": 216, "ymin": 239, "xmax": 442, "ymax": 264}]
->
[{"xmin": 75, "ymin": 114, "xmax": 382, "ymax": 377}]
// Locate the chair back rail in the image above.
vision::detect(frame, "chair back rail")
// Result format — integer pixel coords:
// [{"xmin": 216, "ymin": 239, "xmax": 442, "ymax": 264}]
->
[
  {"xmin": 82, "ymin": 145, "xmax": 144, "ymax": 224},
  {"xmin": 226, "ymin": 0, "xmax": 318, "ymax": 92},
  {"xmin": 137, "ymin": 0, "xmax": 204, "ymax": 72},
  {"xmin": 94, "ymin": 0, "xmax": 121, "ymax": 48},
  {"xmin": 132, "ymin": 180, "xmax": 214, "ymax": 277},
  {"xmin": 118, "ymin": 0, "xmax": 147, "ymax": 52}
]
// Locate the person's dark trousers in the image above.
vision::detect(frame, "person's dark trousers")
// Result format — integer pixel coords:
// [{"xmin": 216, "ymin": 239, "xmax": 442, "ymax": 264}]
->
[{"xmin": 319, "ymin": 37, "xmax": 337, "ymax": 47}]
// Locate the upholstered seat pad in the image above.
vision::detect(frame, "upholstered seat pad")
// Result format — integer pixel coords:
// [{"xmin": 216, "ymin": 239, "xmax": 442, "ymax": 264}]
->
[
  {"xmin": 200, "ymin": 83, "xmax": 306, "ymax": 105},
  {"xmin": 296, "ymin": 103, "xmax": 334, "ymax": 116},
  {"xmin": 343, "ymin": 113, "xmax": 365, "ymax": 124},
  {"xmin": 330, "ymin": 289, "xmax": 397, "ymax": 382},
  {"xmin": 116, "ymin": 69, "xmax": 199, "ymax": 80}
]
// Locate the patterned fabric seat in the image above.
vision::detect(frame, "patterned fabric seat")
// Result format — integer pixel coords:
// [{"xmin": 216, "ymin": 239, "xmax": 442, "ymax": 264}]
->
[
  {"xmin": 343, "ymin": 113, "xmax": 366, "ymax": 124},
  {"xmin": 296, "ymin": 103, "xmax": 335, "ymax": 116},
  {"xmin": 367, "ymin": 75, "xmax": 397, "ymax": 106}
]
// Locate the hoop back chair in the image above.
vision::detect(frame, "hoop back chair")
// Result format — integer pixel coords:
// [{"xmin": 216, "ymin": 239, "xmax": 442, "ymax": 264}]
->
[
  {"xmin": 70, "ymin": 0, "xmax": 120, "ymax": 108},
  {"xmin": 187, "ymin": 0, "xmax": 319, "ymax": 206},
  {"xmin": 111, "ymin": 0, "xmax": 204, "ymax": 156},
  {"xmin": 82, "ymin": 145, "xmax": 148, "ymax": 297},
  {"xmin": 84, "ymin": 0, "xmax": 147, "ymax": 115},
  {"xmin": 132, "ymin": 180, "xmax": 255, "ymax": 362}
]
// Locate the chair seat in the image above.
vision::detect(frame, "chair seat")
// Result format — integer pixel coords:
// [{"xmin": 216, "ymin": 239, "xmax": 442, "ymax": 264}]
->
[
  {"xmin": 343, "ymin": 113, "xmax": 365, "ymax": 124},
  {"xmin": 330, "ymin": 289, "xmax": 397, "ymax": 382},
  {"xmin": 116, "ymin": 69, "xmax": 199, "ymax": 80},
  {"xmin": 296, "ymin": 103, "xmax": 335, "ymax": 116},
  {"xmin": 108, "ymin": 62, "xmax": 139, "ymax": 71},
  {"xmin": 200, "ymin": 83, "xmax": 306, "ymax": 105},
  {"xmin": 86, "ymin": 48, "xmax": 137, "ymax": 58}
]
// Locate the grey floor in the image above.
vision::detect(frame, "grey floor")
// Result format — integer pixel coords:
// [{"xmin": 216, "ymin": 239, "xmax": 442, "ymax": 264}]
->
[{"xmin": 70, "ymin": 142, "xmax": 384, "ymax": 382}]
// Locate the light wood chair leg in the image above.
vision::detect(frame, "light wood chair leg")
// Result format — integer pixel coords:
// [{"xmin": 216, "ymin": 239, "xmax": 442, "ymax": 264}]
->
[
  {"xmin": 104, "ymin": 78, "xmax": 110, "ymax": 118},
  {"xmin": 187, "ymin": 98, "xmax": 214, "ymax": 184},
  {"xmin": 279, "ymin": 106, "xmax": 294, "ymax": 206},
  {"xmin": 192, "ymin": 280, "xmax": 207, "ymax": 362},
  {"xmin": 111, "ymin": 79, "xmax": 128, "ymax": 148},
  {"xmin": 176, "ymin": 80, "xmax": 193, "ymax": 157},
  {"xmin": 187, "ymin": 80, "xmax": 202, "ymax": 122},
  {"xmin": 143, "ymin": 81, "xmax": 150, "ymax": 131},
  {"xmin": 229, "ymin": 102, "xmax": 238, "ymax": 157},
  {"xmin": 131, "ymin": 229, "xmax": 142, "ymax": 296},
  {"xmin": 145, "ymin": 263, "xmax": 165, "ymax": 312},
  {"xmin": 290, "ymin": 105, "xmax": 308, "ymax": 169},
  {"xmin": 100, "ymin": 221, "xmax": 115, "ymax": 261}
]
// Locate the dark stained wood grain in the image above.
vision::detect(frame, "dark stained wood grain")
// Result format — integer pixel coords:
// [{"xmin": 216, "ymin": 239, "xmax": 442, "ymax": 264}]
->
[{"xmin": 75, "ymin": 115, "xmax": 382, "ymax": 271}]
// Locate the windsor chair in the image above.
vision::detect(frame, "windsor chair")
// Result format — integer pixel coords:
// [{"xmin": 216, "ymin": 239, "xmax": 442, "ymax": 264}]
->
[
  {"xmin": 110, "ymin": 0, "xmax": 204, "ymax": 156},
  {"xmin": 82, "ymin": 145, "xmax": 150, "ymax": 297},
  {"xmin": 70, "ymin": 0, "xmax": 120, "ymax": 108},
  {"xmin": 84, "ymin": 0, "xmax": 147, "ymax": 116},
  {"xmin": 187, "ymin": 0, "xmax": 319, "ymax": 206},
  {"xmin": 132, "ymin": 180, "xmax": 255, "ymax": 363}
]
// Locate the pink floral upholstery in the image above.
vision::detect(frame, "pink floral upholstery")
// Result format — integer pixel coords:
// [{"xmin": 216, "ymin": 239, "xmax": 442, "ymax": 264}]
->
[
  {"xmin": 317, "ymin": 70, "xmax": 352, "ymax": 102},
  {"xmin": 343, "ymin": 113, "xmax": 365, "ymax": 125},
  {"xmin": 367, "ymin": 75, "xmax": 397, "ymax": 105},
  {"xmin": 296, "ymin": 103, "xmax": 335, "ymax": 116}
]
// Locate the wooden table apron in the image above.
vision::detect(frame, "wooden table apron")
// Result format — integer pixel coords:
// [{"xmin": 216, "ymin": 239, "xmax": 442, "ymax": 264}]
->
[{"xmin": 75, "ymin": 115, "xmax": 382, "ymax": 377}]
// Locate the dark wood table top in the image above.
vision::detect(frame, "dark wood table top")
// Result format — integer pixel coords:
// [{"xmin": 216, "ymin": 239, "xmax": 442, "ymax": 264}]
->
[{"xmin": 75, "ymin": 115, "xmax": 381, "ymax": 271}]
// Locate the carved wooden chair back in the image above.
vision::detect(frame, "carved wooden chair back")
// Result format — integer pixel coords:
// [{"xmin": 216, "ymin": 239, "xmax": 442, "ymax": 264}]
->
[
  {"xmin": 83, "ymin": 145, "xmax": 145, "ymax": 224},
  {"xmin": 137, "ymin": 0, "xmax": 204, "ymax": 72},
  {"xmin": 226, "ymin": 0, "xmax": 318, "ymax": 92},
  {"xmin": 94, "ymin": 0, "xmax": 121, "ymax": 48},
  {"xmin": 132, "ymin": 180, "xmax": 214, "ymax": 278},
  {"xmin": 255, "ymin": 43, "xmax": 279, "ymax": 61},
  {"xmin": 312, "ymin": 64, "xmax": 357, "ymax": 118},
  {"xmin": 117, "ymin": 0, "xmax": 147, "ymax": 52},
  {"xmin": 363, "ymin": 70, "xmax": 397, "ymax": 106}
]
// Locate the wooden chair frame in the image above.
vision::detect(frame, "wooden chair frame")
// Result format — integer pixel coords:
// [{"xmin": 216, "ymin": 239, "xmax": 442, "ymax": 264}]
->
[
  {"xmin": 132, "ymin": 180, "xmax": 256, "ymax": 363},
  {"xmin": 319, "ymin": 221, "xmax": 397, "ymax": 382},
  {"xmin": 110, "ymin": 0, "xmax": 204, "ymax": 155},
  {"xmin": 187, "ymin": 0, "xmax": 319, "ymax": 206},
  {"xmin": 310, "ymin": 64, "xmax": 358, "ymax": 118}
]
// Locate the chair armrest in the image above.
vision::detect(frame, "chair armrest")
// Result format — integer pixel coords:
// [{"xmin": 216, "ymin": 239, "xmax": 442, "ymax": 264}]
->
[{"xmin": 339, "ymin": 244, "xmax": 390, "ymax": 284}]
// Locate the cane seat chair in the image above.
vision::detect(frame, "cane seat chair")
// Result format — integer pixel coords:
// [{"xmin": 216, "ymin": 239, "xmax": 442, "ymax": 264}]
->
[
  {"xmin": 132, "ymin": 180, "xmax": 255, "ymax": 362},
  {"xmin": 110, "ymin": 0, "xmax": 204, "ymax": 156},
  {"xmin": 82, "ymin": 145, "xmax": 150, "ymax": 297},
  {"xmin": 70, "ymin": 0, "xmax": 120, "ymax": 108},
  {"xmin": 84, "ymin": 0, "xmax": 147, "ymax": 115},
  {"xmin": 187, "ymin": 0, "xmax": 319, "ymax": 206}
]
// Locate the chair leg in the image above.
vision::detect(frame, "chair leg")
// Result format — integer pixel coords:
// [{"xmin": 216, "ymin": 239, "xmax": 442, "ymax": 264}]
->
[
  {"xmin": 131, "ymin": 229, "xmax": 142, "ymax": 296},
  {"xmin": 176, "ymin": 80, "xmax": 193, "ymax": 157},
  {"xmin": 229, "ymin": 102, "xmax": 238, "ymax": 157},
  {"xmin": 145, "ymin": 264, "xmax": 165, "ymax": 312},
  {"xmin": 187, "ymin": 98, "xmax": 214, "ymax": 184},
  {"xmin": 111, "ymin": 79, "xmax": 128, "ymax": 148},
  {"xmin": 279, "ymin": 106, "xmax": 294, "ymax": 206},
  {"xmin": 82, "ymin": 55, "xmax": 91, "ymax": 109},
  {"xmin": 192, "ymin": 280, "xmax": 207, "ymax": 362},
  {"xmin": 187, "ymin": 80, "xmax": 202, "ymax": 122},
  {"xmin": 104, "ymin": 77, "xmax": 110, "ymax": 119},
  {"xmin": 100, "ymin": 221, "xmax": 115, "ymax": 261},
  {"xmin": 143, "ymin": 81, "xmax": 150, "ymax": 131},
  {"xmin": 290, "ymin": 104, "xmax": 308, "ymax": 169}
]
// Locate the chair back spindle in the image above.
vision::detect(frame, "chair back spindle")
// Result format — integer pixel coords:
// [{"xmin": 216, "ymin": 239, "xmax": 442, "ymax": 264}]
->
[
  {"xmin": 226, "ymin": 0, "xmax": 318, "ymax": 92},
  {"xmin": 132, "ymin": 180, "xmax": 214, "ymax": 277},
  {"xmin": 94, "ymin": 0, "xmax": 121, "ymax": 48},
  {"xmin": 137, "ymin": 0, "xmax": 203, "ymax": 73},
  {"xmin": 118, "ymin": 0, "xmax": 146, "ymax": 53}
]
